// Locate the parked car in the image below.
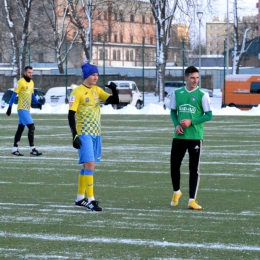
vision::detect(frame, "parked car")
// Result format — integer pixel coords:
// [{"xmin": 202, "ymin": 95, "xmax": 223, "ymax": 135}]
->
[
  {"xmin": 163, "ymin": 87, "xmax": 214, "ymax": 110},
  {"xmin": 45, "ymin": 85, "xmax": 76, "ymax": 106},
  {"xmin": 164, "ymin": 81, "xmax": 186, "ymax": 95},
  {"xmin": 105, "ymin": 80, "xmax": 143, "ymax": 109},
  {"xmin": 1, "ymin": 88, "xmax": 46, "ymax": 109}
]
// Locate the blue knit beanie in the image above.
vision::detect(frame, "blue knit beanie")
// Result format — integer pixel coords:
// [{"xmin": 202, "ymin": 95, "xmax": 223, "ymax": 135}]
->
[{"xmin": 81, "ymin": 62, "xmax": 99, "ymax": 80}]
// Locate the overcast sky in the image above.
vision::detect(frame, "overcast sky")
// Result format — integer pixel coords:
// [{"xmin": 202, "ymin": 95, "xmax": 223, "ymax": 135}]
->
[
  {"xmin": 190, "ymin": 0, "xmax": 259, "ymax": 45},
  {"xmin": 216, "ymin": 0, "xmax": 258, "ymax": 20}
]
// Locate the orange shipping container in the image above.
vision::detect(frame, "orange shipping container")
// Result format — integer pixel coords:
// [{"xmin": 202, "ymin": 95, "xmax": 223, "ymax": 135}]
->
[{"xmin": 222, "ymin": 74, "xmax": 260, "ymax": 110}]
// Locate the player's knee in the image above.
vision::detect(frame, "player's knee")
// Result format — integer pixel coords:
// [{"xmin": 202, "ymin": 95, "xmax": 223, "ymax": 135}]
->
[
  {"xmin": 83, "ymin": 162, "xmax": 95, "ymax": 171},
  {"xmin": 27, "ymin": 124, "xmax": 35, "ymax": 133}
]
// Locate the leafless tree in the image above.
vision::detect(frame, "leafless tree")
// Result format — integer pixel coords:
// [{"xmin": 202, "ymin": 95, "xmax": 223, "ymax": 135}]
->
[
  {"xmin": 66, "ymin": 0, "xmax": 136, "ymax": 62},
  {"xmin": 37, "ymin": 0, "xmax": 79, "ymax": 74},
  {"xmin": 231, "ymin": 0, "xmax": 258, "ymax": 74},
  {"xmin": 149, "ymin": 0, "xmax": 216, "ymax": 102},
  {"xmin": 66, "ymin": 0, "xmax": 95, "ymax": 62},
  {"xmin": 0, "ymin": 5, "xmax": 11, "ymax": 64},
  {"xmin": 150, "ymin": 0, "xmax": 177, "ymax": 101},
  {"xmin": 3, "ymin": 0, "xmax": 33, "ymax": 84}
]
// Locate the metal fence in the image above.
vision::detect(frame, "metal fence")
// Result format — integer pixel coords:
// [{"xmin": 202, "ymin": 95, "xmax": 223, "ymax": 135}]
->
[
  {"xmin": 1, "ymin": 62, "xmax": 260, "ymax": 90},
  {"xmin": 50, "ymin": 66, "xmax": 260, "ymax": 89}
]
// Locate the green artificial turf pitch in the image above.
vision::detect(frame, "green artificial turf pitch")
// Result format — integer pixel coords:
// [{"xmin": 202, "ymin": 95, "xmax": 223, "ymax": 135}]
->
[{"xmin": 0, "ymin": 114, "xmax": 260, "ymax": 259}]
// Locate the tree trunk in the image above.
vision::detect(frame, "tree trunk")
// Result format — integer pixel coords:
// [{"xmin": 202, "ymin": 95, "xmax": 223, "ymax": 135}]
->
[{"xmin": 58, "ymin": 59, "xmax": 64, "ymax": 74}]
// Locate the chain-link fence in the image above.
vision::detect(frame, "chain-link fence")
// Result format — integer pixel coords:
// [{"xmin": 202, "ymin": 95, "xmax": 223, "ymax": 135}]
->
[{"xmin": 1, "ymin": 40, "xmax": 260, "ymax": 93}]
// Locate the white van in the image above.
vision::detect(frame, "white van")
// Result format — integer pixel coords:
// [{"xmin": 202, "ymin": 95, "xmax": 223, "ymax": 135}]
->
[
  {"xmin": 45, "ymin": 85, "xmax": 76, "ymax": 106},
  {"xmin": 107, "ymin": 80, "xmax": 143, "ymax": 109}
]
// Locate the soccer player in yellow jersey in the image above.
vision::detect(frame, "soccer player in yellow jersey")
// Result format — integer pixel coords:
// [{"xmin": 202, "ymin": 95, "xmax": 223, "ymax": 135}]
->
[
  {"xmin": 6, "ymin": 66, "xmax": 42, "ymax": 156},
  {"xmin": 68, "ymin": 62, "xmax": 119, "ymax": 212}
]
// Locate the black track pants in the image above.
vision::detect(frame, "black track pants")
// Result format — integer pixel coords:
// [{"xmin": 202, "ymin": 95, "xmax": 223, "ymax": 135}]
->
[
  {"xmin": 14, "ymin": 124, "xmax": 25, "ymax": 147},
  {"xmin": 13, "ymin": 123, "xmax": 35, "ymax": 147},
  {"xmin": 170, "ymin": 138, "xmax": 202, "ymax": 199}
]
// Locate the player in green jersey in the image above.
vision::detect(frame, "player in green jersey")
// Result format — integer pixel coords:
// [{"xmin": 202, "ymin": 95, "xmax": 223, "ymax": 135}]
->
[{"xmin": 169, "ymin": 66, "xmax": 212, "ymax": 210}]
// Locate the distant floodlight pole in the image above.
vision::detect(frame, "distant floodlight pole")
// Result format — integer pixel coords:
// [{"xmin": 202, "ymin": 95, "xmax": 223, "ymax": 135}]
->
[
  {"xmin": 103, "ymin": 41, "xmax": 105, "ymax": 88},
  {"xmin": 182, "ymin": 38, "xmax": 185, "ymax": 86},
  {"xmin": 142, "ymin": 38, "xmax": 145, "ymax": 106},
  {"xmin": 226, "ymin": 0, "xmax": 229, "ymax": 75},
  {"xmin": 197, "ymin": 11, "xmax": 203, "ymax": 87},
  {"xmin": 28, "ymin": 42, "xmax": 31, "ymax": 66},
  {"xmin": 89, "ymin": 15, "xmax": 92, "ymax": 60},
  {"xmin": 88, "ymin": 2, "xmax": 95, "ymax": 62},
  {"xmin": 65, "ymin": 42, "xmax": 68, "ymax": 104}
]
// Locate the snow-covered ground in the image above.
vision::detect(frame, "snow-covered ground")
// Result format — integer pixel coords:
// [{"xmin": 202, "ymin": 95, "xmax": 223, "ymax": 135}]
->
[{"xmin": 1, "ymin": 89, "xmax": 260, "ymax": 116}]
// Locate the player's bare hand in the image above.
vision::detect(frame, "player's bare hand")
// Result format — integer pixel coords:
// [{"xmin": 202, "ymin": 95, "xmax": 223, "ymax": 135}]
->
[
  {"xmin": 180, "ymin": 119, "xmax": 191, "ymax": 128},
  {"xmin": 176, "ymin": 125, "xmax": 184, "ymax": 135}
]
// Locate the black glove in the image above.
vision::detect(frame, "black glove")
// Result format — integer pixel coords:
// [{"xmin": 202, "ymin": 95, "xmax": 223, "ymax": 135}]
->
[
  {"xmin": 6, "ymin": 106, "xmax": 12, "ymax": 116},
  {"xmin": 105, "ymin": 82, "xmax": 117, "ymax": 91},
  {"xmin": 73, "ymin": 135, "xmax": 82, "ymax": 149},
  {"xmin": 38, "ymin": 103, "xmax": 42, "ymax": 110}
]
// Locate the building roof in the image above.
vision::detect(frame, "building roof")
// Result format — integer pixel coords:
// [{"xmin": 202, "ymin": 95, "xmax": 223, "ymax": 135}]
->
[{"xmin": 190, "ymin": 55, "xmax": 224, "ymax": 67}]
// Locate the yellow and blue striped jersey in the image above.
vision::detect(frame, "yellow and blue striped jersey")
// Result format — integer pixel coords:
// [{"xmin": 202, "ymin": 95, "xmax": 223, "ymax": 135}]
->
[
  {"xmin": 14, "ymin": 78, "xmax": 34, "ymax": 111},
  {"xmin": 69, "ymin": 84, "xmax": 110, "ymax": 136}
]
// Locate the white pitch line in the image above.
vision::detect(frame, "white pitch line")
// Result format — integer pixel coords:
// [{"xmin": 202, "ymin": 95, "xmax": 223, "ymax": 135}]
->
[
  {"xmin": 0, "ymin": 231, "xmax": 259, "ymax": 252},
  {"xmin": 0, "ymin": 203, "xmax": 259, "ymax": 217},
  {"xmin": 1, "ymin": 157, "xmax": 259, "ymax": 167}
]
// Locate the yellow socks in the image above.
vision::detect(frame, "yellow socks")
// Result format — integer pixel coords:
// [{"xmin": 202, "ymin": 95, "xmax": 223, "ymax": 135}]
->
[
  {"xmin": 77, "ymin": 169, "xmax": 94, "ymax": 199},
  {"xmin": 77, "ymin": 171, "xmax": 86, "ymax": 195}
]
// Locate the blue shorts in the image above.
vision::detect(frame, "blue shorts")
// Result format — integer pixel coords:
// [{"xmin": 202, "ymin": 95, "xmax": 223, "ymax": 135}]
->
[
  {"xmin": 78, "ymin": 134, "xmax": 102, "ymax": 164},
  {"xmin": 18, "ymin": 110, "xmax": 34, "ymax": 126}
]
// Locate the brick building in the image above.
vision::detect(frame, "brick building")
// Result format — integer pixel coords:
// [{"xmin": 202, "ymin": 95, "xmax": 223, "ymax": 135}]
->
[
  {"xmin": 0, "ymin": 0, "xmax": 189, "ymax": 69},
  {"xmin": 206, "ymin": 15, "xmax": 258, "ymax": 56}
]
